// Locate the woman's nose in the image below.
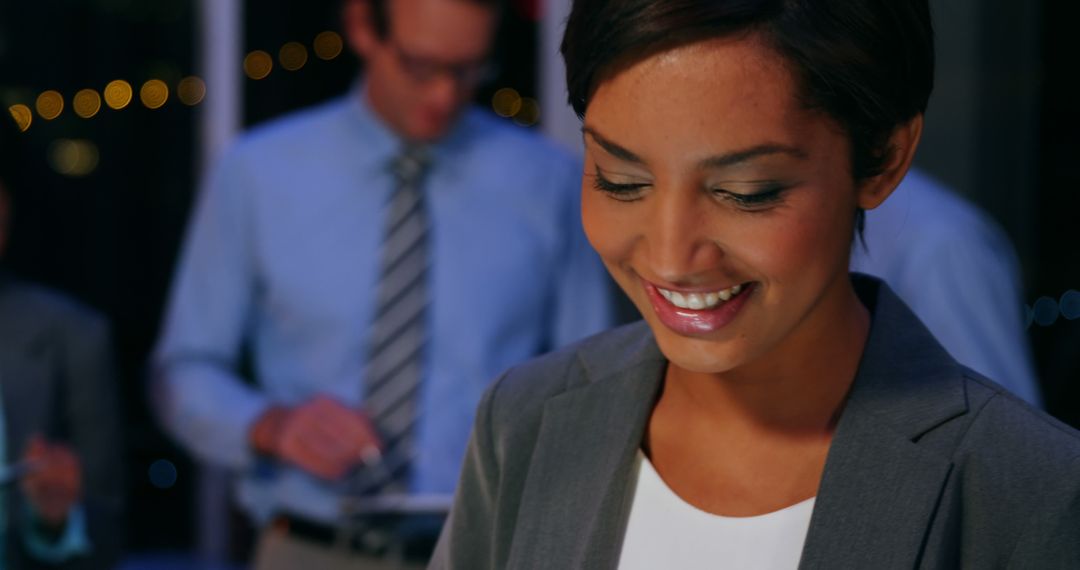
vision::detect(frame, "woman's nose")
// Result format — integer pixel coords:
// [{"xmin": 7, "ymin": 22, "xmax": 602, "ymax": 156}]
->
[{"xmin": 644, "ymin": 187, "xmax": 724, "ymax": 283}]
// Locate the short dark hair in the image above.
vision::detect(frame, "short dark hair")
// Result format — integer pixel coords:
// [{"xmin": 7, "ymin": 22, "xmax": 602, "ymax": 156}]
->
[
  {"xmin": 561, "ymin": 0, "xmax": 934, "ymax": 182},
  {"xmin": 368, "ymin": 0, "xmax": 503, "ymax": 38}
]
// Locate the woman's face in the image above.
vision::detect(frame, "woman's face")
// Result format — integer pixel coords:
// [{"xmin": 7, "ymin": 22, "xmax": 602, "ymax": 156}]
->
[{"xmin": 582, "ymin": 36, "xmax": 885, "ymax": 375}]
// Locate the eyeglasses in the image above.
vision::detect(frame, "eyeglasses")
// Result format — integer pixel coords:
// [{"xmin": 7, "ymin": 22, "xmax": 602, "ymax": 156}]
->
[{"xmin": 387, "ymin": 41, "xmax": 496, "ymax": 87}]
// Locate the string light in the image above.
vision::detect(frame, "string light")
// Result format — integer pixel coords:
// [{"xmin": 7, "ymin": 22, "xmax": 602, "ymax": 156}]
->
[
  {"xmin": 35, "ymin": 90, "xmax": 64, "ymax": 120},
  {"xmin": 140, "ymin": 79, "xmax": 169, "ymax": 109},
  {"xmin": 492, "ymin": 87, "xmax": 522, "ymax": 118},
  {"xmin": 314, "ymin": 31, "xmax": 344, "ymax": 61},
  {"xmin": 279, "ymin": 41, "xmax": 309, "ymax": 71},
  {"xmin": 513, "ymin": 97, "xmax": 540, "ymax": 127},
  {"xmin": 177, "ymin": 76, "xmax": 207, "ymax": 106},
  {"xmin": 49, "ymin": 139, "xmax": 99, "ymax": 177},
  {"xmin": 7, "ymin": 104, "xmax": 32, "ymax": 131},
  {"xmin": 73, "ymin": 89, "xmax": 102, "ymax": 119},
  {"xmin": 104, "ymin": 80, "xmax": 134, "ymax": 110},
  {"xmin": 1061, "ymin": 290, "xmax": 1080, "ymax": 320},
  {"xmin": 13, "ymin": 29, "xmax": 352, "ymax": 131},
  {"xmin": 149, "ymin": 459, "xmax": 178, "ymax": 490},
  {"xmin": 244, "ymin": 50, "xmax": 274, "ymax": 80},
  {"xmin": 1026, "ymin": 289, "xmax": 1080, "ymax": 328}
]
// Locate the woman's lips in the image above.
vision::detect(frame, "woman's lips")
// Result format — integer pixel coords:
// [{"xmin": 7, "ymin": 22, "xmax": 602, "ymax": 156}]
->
[{"xmin": 643, "ymin": 280, "xmax": 756, "ymax": 335}]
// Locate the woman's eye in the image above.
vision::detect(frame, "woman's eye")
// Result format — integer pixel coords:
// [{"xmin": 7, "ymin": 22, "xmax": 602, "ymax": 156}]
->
[
  {"xmin": 712, "ymin": 185, "xmax": 787, "ymax": 210},
  {"xmin": 592, "ymin": 170, "xmax": 649, "ymax": 201}
]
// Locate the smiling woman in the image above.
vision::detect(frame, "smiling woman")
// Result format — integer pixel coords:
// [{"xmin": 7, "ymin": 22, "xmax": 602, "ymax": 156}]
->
[
  {"xmin": 430, "ymin": 1, "xmax": 1080, "ymax": 569},
  {"xmin": 578, "ymin": 35, "xmax": 912, "ymax": 380}
]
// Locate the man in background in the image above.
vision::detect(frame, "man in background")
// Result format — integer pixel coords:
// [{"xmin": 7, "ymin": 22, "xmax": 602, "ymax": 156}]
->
[
  {"xmin": 0, "ymin": 110, "xmax": 125, "ymax": 569},
  {"xmin": 153, "ymin": 0, "xmax": 611, "ymax": 566},
  {"xmin": 852, "ymin": 168, "xmax": 1040, "ymax": 405}
]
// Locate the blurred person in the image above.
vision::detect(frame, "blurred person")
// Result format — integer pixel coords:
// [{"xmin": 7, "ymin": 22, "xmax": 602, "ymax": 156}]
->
[
  {"xmin": 0, "ymin": 114, "xmax": 125, "ymax": 568},
  {"xmin": 431, "ymin": 0, "xmax": 1080, "ymax": 567},
  {"xmin": 152, "ymin": 0, "xmax": 611, "ymax": 566},
  {"xmin": 853, "ymin": 168, "xmax": 1041, "ymax": 405}
]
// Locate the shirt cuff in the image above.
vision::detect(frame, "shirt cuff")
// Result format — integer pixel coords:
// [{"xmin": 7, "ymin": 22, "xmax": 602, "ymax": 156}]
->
[{"xmin": 22, "ymin": 503, "xmax": 93, "ymax": 563}]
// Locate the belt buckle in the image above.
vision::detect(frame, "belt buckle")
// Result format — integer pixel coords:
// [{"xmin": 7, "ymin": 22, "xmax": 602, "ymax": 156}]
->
[{"xmin": 335, "ymin": 514, "xmax": 399, "ymax": 558}]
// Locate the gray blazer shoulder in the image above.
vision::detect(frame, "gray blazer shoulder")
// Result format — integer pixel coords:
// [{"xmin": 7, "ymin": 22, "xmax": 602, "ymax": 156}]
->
[
  {"xmin": 486, "ymin": 322, "xmax": 655, "ymax": 423},
  {"xmin": 0, "ymin": 278, "xmax": 109, "ymax": 337},
  {"xmin": 923, "ymin": 368, "xmax": 1080, "ymax": 567}
]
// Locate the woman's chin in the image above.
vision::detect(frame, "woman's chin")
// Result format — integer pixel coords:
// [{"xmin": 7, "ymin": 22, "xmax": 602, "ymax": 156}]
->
[{"xmin": 651, "ymin": 328, "xmax": 750, "ymax": 375}]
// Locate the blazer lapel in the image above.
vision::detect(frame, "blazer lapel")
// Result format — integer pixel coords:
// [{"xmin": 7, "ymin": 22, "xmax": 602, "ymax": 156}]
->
[
  {"xmin": 507, "ymin": 324, "xmax": 666, "ymax": 570},
  {"xmin": 799, "ymin": 277, "xmax": 968, "ymax": 569},
  {"xmin": 798, "ymin": 406, "xmax": 955, "ymax": 569}
]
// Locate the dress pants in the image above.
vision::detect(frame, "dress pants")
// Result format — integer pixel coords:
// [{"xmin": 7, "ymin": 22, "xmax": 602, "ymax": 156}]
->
[{"xmin": 252, "ymin": 524, "xmax": 429, "ymax": 570}]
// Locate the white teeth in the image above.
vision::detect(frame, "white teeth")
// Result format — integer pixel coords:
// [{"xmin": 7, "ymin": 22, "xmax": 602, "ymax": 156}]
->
[{"xmin": 657, "ymin": 283, "xmax": 746, "ymax": 310}]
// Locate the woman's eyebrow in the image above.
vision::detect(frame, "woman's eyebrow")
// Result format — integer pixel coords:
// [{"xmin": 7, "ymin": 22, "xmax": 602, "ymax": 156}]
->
[
  {"xmin": 584, "ymin": 126, "xmax": 808, "ymax": 169},
  {"xmin": 699, "ymin": 144, "xmax": 809, "ymax": 169},
  {"xmin": 582, "ymin": 127, "xmax": 644, "ymax": 164}
]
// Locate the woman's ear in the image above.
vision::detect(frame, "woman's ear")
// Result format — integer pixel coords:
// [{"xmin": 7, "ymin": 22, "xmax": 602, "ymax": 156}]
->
[
  {"xmin": 856, "ymin": 114, "xmax": 924, "ymax": 210},
  {"xmin": 343, "ymin": 0, "xmax": 378, "ymax": 59}
]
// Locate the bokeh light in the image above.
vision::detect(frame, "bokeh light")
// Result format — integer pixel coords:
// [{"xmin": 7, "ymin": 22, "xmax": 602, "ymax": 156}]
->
[
  {"xmin": 279, "ymin": 41, "xmax": 309, "ymax": 71},
  {"xmin": 8, "ymin": 104, "xmax": 32, "ymax": 131},
  {"xmin": 73, "ymin": 89, "xmax": 102, "ymax": 119},
  {"xmin": 1032, "ymin": 296, "xmax": 1059, "ymax": 327},
  {"xmin": 313, "ymin": 31, "xmax": 344, "ymax": 61},
  {"xmin": 492, "ymin": 87, "xmax": 522, "ymax": 118},
  {"xmin": 177, "ymin": 76, "xmax": 207, "ymax": 106},
  {"xmin": 35, "ymin": 90, "xmax": 64, "ymax": 120},
  {"xmin": 104, "ymin": 80, "xmax": 134, "ymax": 110},
  {"xmin": 149, "ymin": 459, "xmax": 178, "ymax": 490},
  {"xmin": 244, "ymin": 50, "xmax": 274, "ymax": 80},
  {"xmin": 140, "ymin": 79, "xmax": 169, "ymax": 109},
  {"xmin": 48, "ymin": 139, "xmax": 100, "ymax": 177},
  {"xmin": 1060, "ymin": 289, "xmax": 1080, "ymax": 320},
  {"xmin": 513, "ymin": 97, "xmax": 540, "ymax": 127}
]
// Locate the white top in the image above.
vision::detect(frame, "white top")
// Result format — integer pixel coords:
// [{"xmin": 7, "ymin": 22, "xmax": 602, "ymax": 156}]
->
[{"xmin": 617, "ymin": 452, "xmax": 815, "ymax": 570}]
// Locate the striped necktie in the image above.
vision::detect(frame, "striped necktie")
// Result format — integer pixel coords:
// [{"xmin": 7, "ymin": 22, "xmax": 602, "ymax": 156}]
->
[{"xmin": 362, "ymin": 145, "xmax": 431, "ymax": 494}]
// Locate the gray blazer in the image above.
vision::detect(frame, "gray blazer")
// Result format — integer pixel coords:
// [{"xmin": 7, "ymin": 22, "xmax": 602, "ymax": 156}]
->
[
  {"xmin": 431, "ymin": 276, "xmax": 1080, "ymax": 569},
  {"xmin": 0, "ymin": 272, "xmax": 125, "ymax": 569}
]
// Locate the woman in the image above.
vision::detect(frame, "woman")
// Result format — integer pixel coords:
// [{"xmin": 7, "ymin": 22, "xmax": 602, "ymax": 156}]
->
[{"xmin": 430, "ymin": 1, "xmax": 1080, "ymax": 568}]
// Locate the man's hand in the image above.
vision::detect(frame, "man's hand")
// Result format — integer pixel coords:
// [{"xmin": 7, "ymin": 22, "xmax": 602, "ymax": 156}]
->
[
  {"xmin": 20, "ymin": 435, "xmax": 82, "ymax": 529},
  {"xmin": 250, "ymin": 395, "xmax": 383, "ymax": 480}
]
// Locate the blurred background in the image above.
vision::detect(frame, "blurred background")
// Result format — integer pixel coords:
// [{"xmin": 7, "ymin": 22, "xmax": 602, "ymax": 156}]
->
[{"xmin": 0, "ymin": 0, "xmax": 1076, "ymax": 566}]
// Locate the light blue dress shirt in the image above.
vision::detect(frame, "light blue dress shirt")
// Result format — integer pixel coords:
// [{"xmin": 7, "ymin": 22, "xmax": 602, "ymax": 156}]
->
[
  {"xmin": 0, "ymin": 376, "xmax": 91, "ymax": 567},
  {"xmin": 154, "ymin": 88, "xmax": 613, "ymax": 523},
  {"xmin": 851, "ymin": 168, "xmax": 1040, "ymax": 405}
]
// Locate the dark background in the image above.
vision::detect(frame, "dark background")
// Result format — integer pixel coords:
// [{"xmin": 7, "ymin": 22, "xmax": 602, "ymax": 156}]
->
[{"xmin": 0, "ymin": 0, "xmax": 1076, "ymax": 561}]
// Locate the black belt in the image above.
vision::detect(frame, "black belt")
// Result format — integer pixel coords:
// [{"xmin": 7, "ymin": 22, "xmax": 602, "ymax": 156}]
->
[{"xmin": 272, "ymin": 513, "xmax": 441, "ymax": 562}]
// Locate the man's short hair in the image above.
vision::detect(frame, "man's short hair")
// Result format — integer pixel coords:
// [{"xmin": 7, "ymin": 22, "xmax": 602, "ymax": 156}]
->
[{"xmin": 367, "ymin": 0, "xmax": 503, "ymax": 38}]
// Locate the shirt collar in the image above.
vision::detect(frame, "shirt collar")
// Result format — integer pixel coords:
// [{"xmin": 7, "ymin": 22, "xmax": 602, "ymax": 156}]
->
[{"xmin": 347, "ymin": 80, "xmax": 401, "ymax": 168}]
